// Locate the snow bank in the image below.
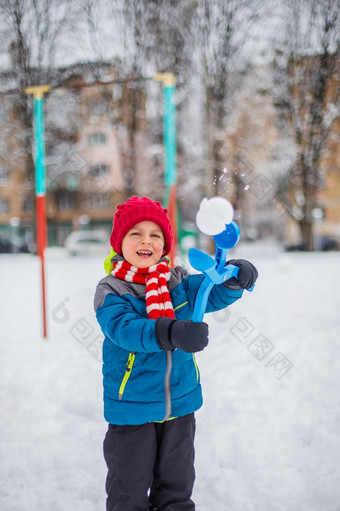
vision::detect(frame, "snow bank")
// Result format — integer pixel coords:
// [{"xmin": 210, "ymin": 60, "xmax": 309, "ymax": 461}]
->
[{"xmin": 1, "ymin": 245, "xmax": 339, "ymax": 510}]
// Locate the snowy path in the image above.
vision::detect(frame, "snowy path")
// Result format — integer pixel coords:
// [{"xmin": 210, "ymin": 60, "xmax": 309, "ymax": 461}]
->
[{"xmin": 1, "ymin": 245, "xmax": 339, "ymax": 510}]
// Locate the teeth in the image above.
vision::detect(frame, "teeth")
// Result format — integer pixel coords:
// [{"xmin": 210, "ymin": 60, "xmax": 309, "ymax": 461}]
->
[{"xmin": 138, "ymin": 251, "xmax": 152, "ymax": 255}]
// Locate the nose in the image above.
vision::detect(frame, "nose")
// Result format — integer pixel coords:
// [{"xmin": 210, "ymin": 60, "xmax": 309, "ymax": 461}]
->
[{"xmin": 141, "ymin": 235, "xmax": 151, "ymax": 245}]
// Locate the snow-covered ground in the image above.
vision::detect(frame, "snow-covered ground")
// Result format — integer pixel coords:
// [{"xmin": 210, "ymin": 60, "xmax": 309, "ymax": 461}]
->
[{"xmin": 1, "ymin": 242, "xmax": 339, "ymax": 511}]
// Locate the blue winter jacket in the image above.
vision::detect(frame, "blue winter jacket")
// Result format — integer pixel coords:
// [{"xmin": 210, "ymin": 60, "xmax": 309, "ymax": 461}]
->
[{"xmin": 94, "ymin": 264, "xmax": 243, "ymax": 425}]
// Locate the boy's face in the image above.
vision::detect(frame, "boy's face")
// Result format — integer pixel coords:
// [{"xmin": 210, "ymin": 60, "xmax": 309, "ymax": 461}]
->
[{"xmin": 121, "ymin": 221, "xmax": 165, "ymax": 268}]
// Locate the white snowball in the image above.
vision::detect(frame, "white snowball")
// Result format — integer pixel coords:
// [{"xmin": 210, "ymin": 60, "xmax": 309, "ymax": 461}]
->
[{"xmin": 196, "ymin": 197, "xmax": 234, "ymax": 235}]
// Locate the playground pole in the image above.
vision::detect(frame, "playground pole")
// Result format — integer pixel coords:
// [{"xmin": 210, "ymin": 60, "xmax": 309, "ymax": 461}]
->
[
  {"xmin": 25, "ymin": 85, "xmax": 51, "ymax": 339},
  {"xmin": 154, "ymin": 73, "xmax": 177, "ymax": 263}
]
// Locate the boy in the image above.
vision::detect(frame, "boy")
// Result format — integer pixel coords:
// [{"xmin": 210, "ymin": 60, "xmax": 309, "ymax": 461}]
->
[{"xmin": 94, "ymin": 196, "xmax": 258, "ymax": 510}]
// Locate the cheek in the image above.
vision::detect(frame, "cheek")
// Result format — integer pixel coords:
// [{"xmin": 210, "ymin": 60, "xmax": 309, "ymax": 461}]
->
[
  {"xmin": 121, "ymin": 238, "xmax": 134, "ymax": 255},
  {"xmin": 152, "ymin": 240, "xmax": 165, "ymax": 255}
]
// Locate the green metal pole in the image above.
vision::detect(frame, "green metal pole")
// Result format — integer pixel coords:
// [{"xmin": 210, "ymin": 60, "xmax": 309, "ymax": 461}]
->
[
  {"xmin": 154, "ymin": 73, "xmax": 177, "ymax": 205},
  {"xmin": 154, "ymin": 73, "xmax": 177, "ymax": 261}
]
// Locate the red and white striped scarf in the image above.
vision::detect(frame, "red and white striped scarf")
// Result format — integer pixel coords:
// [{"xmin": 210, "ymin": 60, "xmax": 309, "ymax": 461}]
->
[{"xmin": 111, "ymin": 260, "xmax": 175, "ymax": 320}]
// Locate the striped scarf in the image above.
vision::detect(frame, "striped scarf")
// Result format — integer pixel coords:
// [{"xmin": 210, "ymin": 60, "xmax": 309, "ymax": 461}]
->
[{"xmin": 111, "ymin": 260, "xmax": 175, "ymax": 320}]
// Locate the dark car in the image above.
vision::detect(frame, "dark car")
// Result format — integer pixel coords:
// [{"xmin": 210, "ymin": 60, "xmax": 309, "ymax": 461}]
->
[
  {"xmin": 285, "ymin": 236, "xmax": 338, "ymax": 252},
  {"xmin": 0, "ymin": 235, "xmax": 35, "ymax": 254}
]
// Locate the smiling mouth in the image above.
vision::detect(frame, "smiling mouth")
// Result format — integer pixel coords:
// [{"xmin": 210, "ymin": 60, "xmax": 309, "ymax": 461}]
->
[{"xmin": 137, "ymin": 250, "xmax": 153, "ymax": 257}]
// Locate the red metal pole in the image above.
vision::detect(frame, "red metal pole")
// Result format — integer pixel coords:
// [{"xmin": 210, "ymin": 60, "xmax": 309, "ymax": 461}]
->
[
  {"xmin": 36, "ymin": 195, "xmax": 48, "ymax": 338},
  {"xmin": 167, "ymin": 185, "xmax": 178, "ymax": 265}
]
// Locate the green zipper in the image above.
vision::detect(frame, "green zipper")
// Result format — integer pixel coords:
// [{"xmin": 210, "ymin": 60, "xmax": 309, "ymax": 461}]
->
[
  {"xmin": 192, "ymin": 354, "xmax": 199, "ymax": 382},
  {"xmin": 118, "ymin": 352, "xmax": 136, "ymax": 401}
]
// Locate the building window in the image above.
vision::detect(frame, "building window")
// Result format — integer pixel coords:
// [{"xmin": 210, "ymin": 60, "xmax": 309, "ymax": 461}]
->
[
  {"xmin": 0, "ymin": 198, "xmax": 9, "ymax": 213},
  {"xmin": 89, "ymin": 164, "xmax": 109, "ymax": 178},
  {"xmin": 90, "ymin": 99, "xmax": 109, "ymax": 116},
  {"xmin": 57, "ymin": 191, "xmax": 76, "ymax": 211},
  {"xmin": 22, "ymin": 196, "xmax": 34, "ymax": 212},
  {"xmin": 88, "ymin": 132, "xmax": 106, "ymax": 145},
  {"xmin": 0, "ymin": 167, "xmax": 9, "ymax": 184},
  {"xmin": 112, "ymin": 85, "xmax": 122, "ymax": 101},
  {"xmin": 89, "ymin": 193, "xmax": 111, "ymax": 210},
  {"xmin": 0, "ymin": 135, "xmax": 7, "ymax": 154},
  {"xmin": 0, "ymin": 101, "xmax": 8, "ymax": 122}
]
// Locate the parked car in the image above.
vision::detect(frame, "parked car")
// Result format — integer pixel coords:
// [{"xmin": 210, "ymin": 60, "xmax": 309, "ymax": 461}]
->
[
  {"xmin": 0, "ymin": 235, "xmax": 35, "ymax": 254},
  {"xmin": 285, "ymin": 236, "xmax": 338, "ymax": 252},
  {"xmin": 64, "ymin": 230, "xmax": 109, "ymax": 256}
]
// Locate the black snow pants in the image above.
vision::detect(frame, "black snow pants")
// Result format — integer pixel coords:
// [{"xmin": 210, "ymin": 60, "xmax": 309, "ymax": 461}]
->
[{"xmin": 103, "ymin": 413, "xmax": 196, "ymax": 511}]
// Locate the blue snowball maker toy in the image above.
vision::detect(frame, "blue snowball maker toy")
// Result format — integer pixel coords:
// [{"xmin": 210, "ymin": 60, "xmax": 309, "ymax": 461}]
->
[{"xmin": 189, "ymin": 212, "xmax": 254, "ymax": 322}]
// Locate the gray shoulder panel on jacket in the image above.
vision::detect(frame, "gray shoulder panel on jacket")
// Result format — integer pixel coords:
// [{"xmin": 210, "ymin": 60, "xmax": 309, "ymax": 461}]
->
[
  {"xmin": 94, "ymin": 265, "xmax": 190, "ymax": 312},
  {"xmin": 94, "ymin": 275, "xmax": 144, "ymax": 311},
  {"xmin": 169, "ymin": 265, "xmax": 190, "ymax": 290}
]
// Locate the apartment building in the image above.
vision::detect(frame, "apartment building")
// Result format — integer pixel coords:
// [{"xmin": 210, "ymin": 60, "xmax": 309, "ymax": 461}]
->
[
  {"xmin": 222, "ymin": 63, "xmax": 340, "ymax": 246},
  {"xmin": 0, "ymin": 63, "xmax": 153, "ymax": 249}
]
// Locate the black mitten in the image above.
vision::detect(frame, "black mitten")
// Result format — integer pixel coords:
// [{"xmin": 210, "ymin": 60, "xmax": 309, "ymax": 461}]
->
[
  {"xmin": 225, "ymin": 259, "xmax": 258, "ymax": 290},
  {"xmin": 155, "ymin": 318, "xmax": 209, "ymax": 353}
]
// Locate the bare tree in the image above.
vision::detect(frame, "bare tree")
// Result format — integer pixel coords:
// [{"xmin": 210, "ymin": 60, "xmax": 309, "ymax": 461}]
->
[
  {"xmin": 78, "ymin": 0, "xmax": 146, "ymax": 199},
  {"xmin": 83, "ymin": 0, "xmax": 198, "ymax": 200},
  {"xmin": 273, "ymin": 0, "xmax": 340, "ymax": 249},
  {"xmin": 0, "ymin": 0, "xmax": 79, "ymax": 190},
  {"xmin": 196, "ymin": 0, "xmax": 270, "ymax": 199}
]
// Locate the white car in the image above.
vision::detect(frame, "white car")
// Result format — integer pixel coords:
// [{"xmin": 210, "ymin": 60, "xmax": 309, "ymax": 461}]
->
[{"xmin": 64, "ymin": 230, "xmax": 109, "ymax": 256}]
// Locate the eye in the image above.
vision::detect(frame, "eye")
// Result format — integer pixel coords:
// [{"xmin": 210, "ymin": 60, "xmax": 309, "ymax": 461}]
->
[
  {"xmin": 130, "ymin": 231, "xmax": 140, "ymax": 237},
  {"xmin": 152, "ymin": 233, "xmax": 161, "ymax": 238}
]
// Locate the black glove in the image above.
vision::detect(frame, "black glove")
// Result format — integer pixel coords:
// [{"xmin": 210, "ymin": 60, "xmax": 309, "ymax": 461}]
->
[
  {"xmin": 155, "ymin": 318, "xmax": 209, "ymax": 353},
  {"xmin": 225, "ymin": 259, "xmax": 258, "ymax": 290}
]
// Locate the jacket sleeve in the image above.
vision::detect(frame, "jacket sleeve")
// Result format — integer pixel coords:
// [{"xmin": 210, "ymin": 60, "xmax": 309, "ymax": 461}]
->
[
  {"xmin": 94, "ymin": 283, "xmax": 163, "ymax": 353},
  {"xmin": 181, "ymin": 271, "xmax": 243, "ymax": 315}
]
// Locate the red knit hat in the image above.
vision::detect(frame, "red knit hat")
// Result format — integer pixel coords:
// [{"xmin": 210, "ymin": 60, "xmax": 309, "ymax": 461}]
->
[{"xmin": 110, "ymin": 196, "xmax": 174, "ymax": 256}]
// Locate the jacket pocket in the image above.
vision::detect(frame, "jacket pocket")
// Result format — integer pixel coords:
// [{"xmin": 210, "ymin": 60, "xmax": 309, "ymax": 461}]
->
[
  {"xmin": 173, "ymin": 301, "xmax": 189, "ymax": 313},
  {"xmin": 118, "ymin": 352, "xmax": 136, "ymax": 401}
]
